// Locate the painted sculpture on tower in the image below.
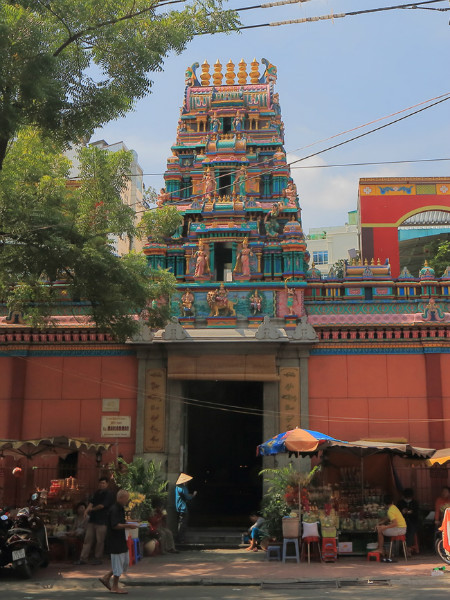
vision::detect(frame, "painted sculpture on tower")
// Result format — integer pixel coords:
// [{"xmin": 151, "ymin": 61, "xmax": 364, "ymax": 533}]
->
[
  {"xmin": 180, "ymin": 289, "xmax": 195, "ymax": 317},
  {"xmin": 250, "ymin": 291, "xmax": 262, "ymax": 315},
  {"xmin": 202, "ymin": 168, "xmax": 216, "ymax": 200},
  {"xmin": 193, "ymin": 240, "xmax": 210, "ymax": 278},
  {"xmin": 234, "ymin": 237, "xmax": 253, "ymax": 279},
  {"xmin": 233, "ymin": 165, "xmax": 247, "ymax": 197},
  {"xmin": 207, "ymin": 284, "xmax": 237, "ymax": 317}
]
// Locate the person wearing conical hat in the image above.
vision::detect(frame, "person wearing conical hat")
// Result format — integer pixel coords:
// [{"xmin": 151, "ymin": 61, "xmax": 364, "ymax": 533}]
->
[{"xmin": 175, "ymin": 473, "xmax": 197, "ymax": 544}]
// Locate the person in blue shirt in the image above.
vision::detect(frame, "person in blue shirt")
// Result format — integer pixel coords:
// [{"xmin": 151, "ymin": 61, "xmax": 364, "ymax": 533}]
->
[{"xmin": 175, "ymin": 473, "xmax": 197, "ymax": 544}]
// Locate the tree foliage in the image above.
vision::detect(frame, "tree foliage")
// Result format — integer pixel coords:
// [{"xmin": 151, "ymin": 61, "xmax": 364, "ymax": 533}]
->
[
  {"xmin": 429, "ymin": 239, "xmax": 450, "ymax": 278},
  {"xmin": 0, "ymin": 0, "xmax": 239, "ymax": 169},
  {"xmin": 139, "ymin": 205, "xmax": 183, "ymax": 242},
  {"xmin": 0, "ymin": 129, "xmax": 176, "ymax": 339}
]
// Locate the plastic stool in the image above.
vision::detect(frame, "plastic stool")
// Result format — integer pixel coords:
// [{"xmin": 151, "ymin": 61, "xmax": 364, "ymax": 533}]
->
[
  {"xmin": 266, "ymin": 545, "xmax": 281, "ymax": 561},
  {"xmin": 388, "ymin": 535, "xmax": 408, "ymax": 561},
  {"xmin": 133, "ymin": 538, "xmax": 142, "ymax": 562},
  {"xmin": 301, "ymin": 536, "xmax": 322, "ymax": 564},
  {"xmin": 282, "ymin": 538, "xmax": 300, "ymax": 563},
  {"xmin": 127, "ymin": 535, "xmax": 135, "ymax": 566},
  {"xmin": 367, "ymin": 551, "xmax": 381, "ymax": 562}
]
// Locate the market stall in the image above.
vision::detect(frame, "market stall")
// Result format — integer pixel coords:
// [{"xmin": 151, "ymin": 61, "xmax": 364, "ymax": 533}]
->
[
  {"xmin": 258, "ymin": 430, "xmax": 435, "ymax": 559},
  {"xmin": 307, "ymin": 441, "xmax": 434, "ymax": 556}
]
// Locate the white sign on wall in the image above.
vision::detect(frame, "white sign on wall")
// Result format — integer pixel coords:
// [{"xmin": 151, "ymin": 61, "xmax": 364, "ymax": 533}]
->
[
  {"xmin": 102, "ymin": 398, "xmax": 120, "ymax": 412},
  {"xmin": 101, "ymin": 416, "xmax": 131, "ymax": 438}
]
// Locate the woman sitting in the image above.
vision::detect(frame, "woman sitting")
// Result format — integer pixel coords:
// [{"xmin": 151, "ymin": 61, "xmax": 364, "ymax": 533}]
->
[{"xmin": 148, "ymin": 499, "xmax": 179, "ymax": 554}]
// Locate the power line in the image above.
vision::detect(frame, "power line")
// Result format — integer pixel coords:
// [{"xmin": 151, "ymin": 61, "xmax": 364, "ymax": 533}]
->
[
  {"xmin": 11, "ymin": 355, "xmax": 450, "ymax": 425},
  {"xmin": 136, "ymin": 92, "xmax": 450, "ymax": 213},
  {"xmin": 233, "ymin": 0, "xmax": 448, "ymax": 30},
  {"xmin": 133, "ymin": 156, "xmax": 450, "ymax": 176}
]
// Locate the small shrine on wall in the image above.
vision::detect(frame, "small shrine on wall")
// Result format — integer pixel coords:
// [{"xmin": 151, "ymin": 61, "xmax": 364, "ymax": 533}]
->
[{"xmin": 144, "ymin": 58, "xmax": 309, "ymax": 326}]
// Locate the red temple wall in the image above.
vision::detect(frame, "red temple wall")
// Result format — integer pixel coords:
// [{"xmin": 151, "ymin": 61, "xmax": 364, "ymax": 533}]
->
[
  {"xmin": 0, "ymin": 355, "xmax": 138, "ymax": 461},
  {"xmin": 308, "ymin": 354, "xmax": 432, "ymax": 447}
]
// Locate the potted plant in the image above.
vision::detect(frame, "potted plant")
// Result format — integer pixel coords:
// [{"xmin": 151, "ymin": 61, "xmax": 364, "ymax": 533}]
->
[{"xmin": 259, "ymin": 464, "xmax": 321, "ymax": 541}]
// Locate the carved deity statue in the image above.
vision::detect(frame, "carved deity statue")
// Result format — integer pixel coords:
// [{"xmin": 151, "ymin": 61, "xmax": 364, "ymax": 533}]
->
[
  {"xmin": 210, "ymin": 112, "xmax": 220, "ymax": 133},
  {"xmin": 157, "ymin": 187, "xmax": 171, "ymax": 207},
  {"xmin": 264, "ymin": 202, "xmax": 282, "ymax": 237},
  {"xmin": 285, "ymin": 284, "xmax": 297, "ymax": 315},
  {"xmin": 193, "ymin": 240, "xmax": 210, "ymax": 277},
  {"xmin": 283, "ymin": 180, "xmax": 297, "ymax": 206},
  {"xmin": 234, "ymin": 237, "xmax": 253, "ymax": 277},
  {"xmin": 202, "ymin": 168, "xmax": 216, "ymax": 199},
  {"xmin": 233, "ymin": 113, "xmax": 243, "ymax": 132},
  {"xmin": 233, "ymin": 165, "xmax": 247, "ymax": 197},
  {"xmin": 180, "ymin": 289, "xmax": 195, "ymax": 317},
  {"xmin": 250, "ymin": 290, "xmax": 262, "ymax": 315}
]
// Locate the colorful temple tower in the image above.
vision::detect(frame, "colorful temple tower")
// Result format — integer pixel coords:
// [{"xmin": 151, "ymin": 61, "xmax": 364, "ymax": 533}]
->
[{"xmin": 144, "ymin": 58, "xmax": 309, "ymax": 324}]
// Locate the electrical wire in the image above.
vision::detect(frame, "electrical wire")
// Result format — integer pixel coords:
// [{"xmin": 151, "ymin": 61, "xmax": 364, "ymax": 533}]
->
[
  {"xmin": 133, "ymin": 92, "xmax": 450, "ymax": 214},
  {"xmin": 233, "ymin": 0, "xmax": 448, "ymax": 30},
  {"xmin": 9, "ymin": 354, "xmax": 450, "ymax": 425}
]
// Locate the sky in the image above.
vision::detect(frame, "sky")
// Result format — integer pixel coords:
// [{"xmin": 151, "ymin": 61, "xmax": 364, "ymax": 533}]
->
[{"xmin": 93, "ymin": 0, "xmax": 450, "ymax": 230}]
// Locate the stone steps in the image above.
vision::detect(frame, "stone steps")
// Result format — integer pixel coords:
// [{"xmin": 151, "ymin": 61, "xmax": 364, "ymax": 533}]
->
[{"xmin": 179, "ymin": 527, "xmax": 244, "ymax": 550}]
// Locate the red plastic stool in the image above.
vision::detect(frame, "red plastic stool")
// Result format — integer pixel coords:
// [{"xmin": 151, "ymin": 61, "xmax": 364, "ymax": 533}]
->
[
  {"xmin": 301, "ymin": 536, "xmax": 322, "ymax": 563},
  {"xmin": 388, "ymin": 535, "xmax": 408, "ymax": 561},
  {"xmin": 127, "ymin": 535, "xmax": 135, "ymax": 566},
  {"xmin": 367, "ymin": 551, "xmax": 381, "ymax": 562}
]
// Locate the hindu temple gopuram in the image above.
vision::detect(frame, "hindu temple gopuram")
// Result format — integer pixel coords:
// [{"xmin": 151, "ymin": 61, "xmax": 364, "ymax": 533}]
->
[
  {"xmin": 144, "ymin": 58, "xmax": 309, "ymax": 324},
  {"xmin": 1, "ymin": 59, "xmax": 450, "ymax": 527}
]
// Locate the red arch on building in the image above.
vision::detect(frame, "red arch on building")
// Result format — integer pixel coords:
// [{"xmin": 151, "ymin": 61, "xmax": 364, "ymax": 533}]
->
[{"xmin": 358, "ymin": 177, "xmax": 450, "ymax": 277}]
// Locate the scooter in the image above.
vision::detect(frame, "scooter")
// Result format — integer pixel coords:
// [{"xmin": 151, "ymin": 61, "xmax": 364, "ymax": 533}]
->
[
  {"xmin": 437, "ymin": 507, "xmax": 450, "ymax": 566},
  {"xmin": 0, "ymin": 505, "xmax": 49, "ymax": 579}
]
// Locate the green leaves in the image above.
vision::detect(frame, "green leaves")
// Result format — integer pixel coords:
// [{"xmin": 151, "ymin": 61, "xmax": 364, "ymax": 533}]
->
[
  {"xmin": 0, "ymin": 129, "xmax": 177, "ymax": 339},
  {"xmin": 139, "ymin": 205, "xmax": 183, "ymax": 242},
  {"xmin": 0, "ymin": 0, "xmax": 239, "ymax": 169}
]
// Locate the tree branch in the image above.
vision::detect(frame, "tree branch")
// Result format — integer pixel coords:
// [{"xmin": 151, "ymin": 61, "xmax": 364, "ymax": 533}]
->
[{"xmin": 53, "ymin": 2, "xmax": 161, "ymax": 57}]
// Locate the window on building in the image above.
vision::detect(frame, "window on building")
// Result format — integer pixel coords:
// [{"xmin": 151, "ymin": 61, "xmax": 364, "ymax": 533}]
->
[{"xmin": 313, "ymin": 251, "xmax": 329, "ymax": 265}]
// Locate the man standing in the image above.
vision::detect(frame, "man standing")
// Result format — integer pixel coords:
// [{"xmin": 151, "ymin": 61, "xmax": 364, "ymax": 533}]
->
[
  {"xmin": 75, "ymin": 477, "xmax": 114, "ymax": 565},
  {"xmin": 175, "ymin": 473, "xmax": 197, "ymax": 544},
  {"xmin": 99, "ymin": 489, "xmax": 130, "ymax": 594}
]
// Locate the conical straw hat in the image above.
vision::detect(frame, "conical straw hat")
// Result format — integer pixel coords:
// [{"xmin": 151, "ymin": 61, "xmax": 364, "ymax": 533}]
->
[{"xmin": 176, "ymin": 473, "xmax": 193, "ymax": 485}]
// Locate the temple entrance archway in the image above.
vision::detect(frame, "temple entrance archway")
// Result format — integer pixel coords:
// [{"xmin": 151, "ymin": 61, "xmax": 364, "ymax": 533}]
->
[{"xmin": 184, "ymin": 380, "xmax": 263, "ymax": 527}]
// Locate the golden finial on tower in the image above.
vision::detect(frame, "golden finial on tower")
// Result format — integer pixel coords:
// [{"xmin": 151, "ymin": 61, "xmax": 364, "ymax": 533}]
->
[
  {"xmin": 237, "ymin": 59, "xmax": 247, "ymax": 85},
  {"xmin": 370, "ymin": 258, "xmax": 375, "ymax": 265},
  {"xmin": 200, "ymin": 60, "xmax": 210, "ymax": 86},
  {"xmin": 225, "ymin": 59, "xmax": 235, "ymax": 85},
  {"xmin": 250, "ymin": 58, "xmax": 260, "ymax": 84},
  {"xmin": 212, "ymin": 59, "xmax": 223, "ymax": 86}
]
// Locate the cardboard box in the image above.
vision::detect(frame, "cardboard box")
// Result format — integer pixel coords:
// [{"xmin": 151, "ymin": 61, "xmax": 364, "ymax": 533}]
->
[{"xmin": 338, "ymin": 542, "xmax": 353, "ymax": 554}]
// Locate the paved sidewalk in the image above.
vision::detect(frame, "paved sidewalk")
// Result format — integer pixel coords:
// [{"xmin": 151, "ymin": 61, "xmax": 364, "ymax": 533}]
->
[{"xmin": 9, "ymin": 549, "xmax": 449, "ymax": 588}]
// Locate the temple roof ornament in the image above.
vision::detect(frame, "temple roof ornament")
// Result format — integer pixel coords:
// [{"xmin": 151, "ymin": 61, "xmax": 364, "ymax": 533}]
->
[
  {"xmin": 419, "ymin": 260, "xmax": 436, "ymax": 280},
  {"xmin": 255, "ymin": 316, "xmax": 283, "ymax": 340},
  {"xmin": 306, "ymin": 262, "xmax": 322, "ymax": 280},
  {"xmin": 292, "ymin": 316, "xmax": 318, "ymax": 341},
  {"xmin": 162, "ymin": 318, "xmax": 189, "ymax": 340},
  {"xmin": 398, "ymin": 266, "xmax": 415, "ymax": 280}
]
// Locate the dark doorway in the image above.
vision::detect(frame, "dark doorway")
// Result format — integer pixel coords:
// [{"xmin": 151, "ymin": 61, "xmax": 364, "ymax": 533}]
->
[
  {"xmin": 223, "ymin": 117, "xmax": 232, "ymax": 133},
  {"xmin": 218, "ymin": 170, "xmax": 232, "ymax": 196},
  {"xmin": 185, "ymin": 380, "xmax": 263, "ymax": 528},
  {"xmin": 214, "ymin": 243, "xmax": 233, "ymax": 281},
  {"xmin": 58, "ymin": 451, "xmax": 78, "ymax": 478}
]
